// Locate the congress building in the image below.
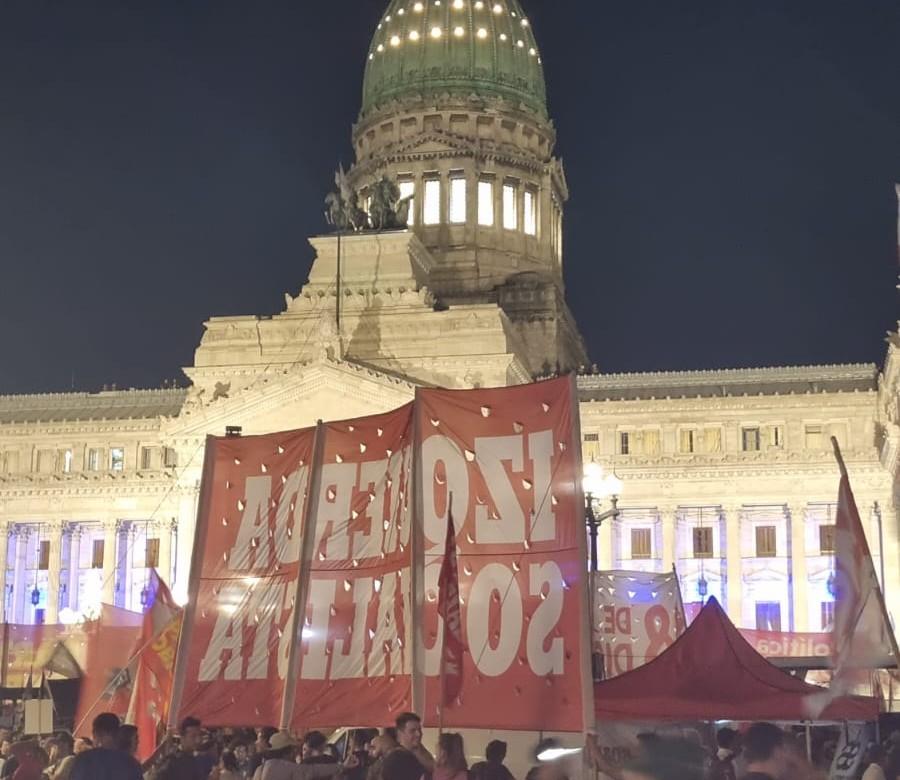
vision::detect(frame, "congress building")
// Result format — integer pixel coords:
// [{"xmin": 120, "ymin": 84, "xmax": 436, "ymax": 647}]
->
[{"xmin": 1, "ymin": 0, "xmax": 898, "ymax": 640}]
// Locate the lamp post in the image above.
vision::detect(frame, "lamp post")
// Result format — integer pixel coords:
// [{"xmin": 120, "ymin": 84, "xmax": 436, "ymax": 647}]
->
[{"xmin": 582, "ymin": 461, "xmax": 623, "ymax": 572}]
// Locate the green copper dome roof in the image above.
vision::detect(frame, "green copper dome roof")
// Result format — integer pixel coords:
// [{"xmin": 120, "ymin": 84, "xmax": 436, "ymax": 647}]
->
[{"xmin": 362, "ymin": 0, "xmax": 547, "ymax": 120}]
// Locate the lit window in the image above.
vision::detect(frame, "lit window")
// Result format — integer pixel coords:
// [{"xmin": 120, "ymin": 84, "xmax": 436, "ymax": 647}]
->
[
  {"xmin": 631, "ymin": 529, "xmax": 652, "ymax": 559},
  {"xmin": 449, "ymin": 176, "xmax": 467, "ymax": 224},
  {"xmin": 453, "ymin": 0, "xmax": 464, "ymax": 8},
  {"xmin": 92, "ymin": 539, "xmax": 105, "ymax": 569},
  {"xmin": 477, "ymin": 28, "xmax": 488, "ymax": 39},
  {"xmin": 62, "ymin": 449, "xmax": 73, "ymax": 473},
  {"xmin": 493, "ymin": 3, "xmax": 502, "ymax": 12},
  {"xmin": 755, "ymin": 526, "xmax": 777, "ymax": 557},
  {"xmin": 38, "ymin": 540, "xmax": 50, "ymax": 570},
  {"xmin": 414, "ymin": 1, "xmax": 424, "ymax": 10},
  {"xmin": 523, "ymin": 188, "xmax": 537, "ymax": 235},
  {"xmin": 477, "ymin": 180, "xmax": 494, "ymax": 226},
  {"xmin": 692, "ymin": 527, "xmax": 713, "ymax": 558},
  {"xmin": 110, "ymin": 447, "xmax": 125, "ymax": 472},
  {"xmin": 423, "ymin": 178, "xmax": 441, "ymax": 225},
  {"xmin": 502, "ymin": 182, "xmax": 517, "ymax": 230},
  {"xmin": 819, "ymin": 524, "xmax": 836, "ymax": 555},
  {"xmin": 517, "ymin": 39, "xmax": 524, "ymax": 48},
  {"xmin": 146, "ymin": 538, "xmax": 160, "ymax": 568},
  {"xmin": 409, "ymin": 30, "xmax": 420, "ymax": 41},
  {"xmin": 430, "ymin": 26, "xmax": 442, "ymax": 38},
  {"xmin": 398, "ymin": 179, "xmax": 415, "ymax": 225},
  {"xmin": 475, "ymin": 0, "xmax": 484, "ymax": 8},
  {"xmin": 88, "ymin": 448, "xmax": 101, "ymax": 472},
  {"xmin": 453, "ymin": 26, "xmax": 465, "ymax": 37},
  {"xmin": 140, "ymin": 447, "xmax": 153, "ymax": 470},
  {"xmin": 741, "ymin": 427, "xmax": 760, "ymax": 452},
  {"xmin": 499, "ymin": 33, "xmax": 507, "ymax": 41},
  {"xmin": 619, "ymin": 432, "xmax": 630, "ymax": 455},
  {"xmin": 390, "ymin": 35, "xmax": 401, "ymax": 47}
]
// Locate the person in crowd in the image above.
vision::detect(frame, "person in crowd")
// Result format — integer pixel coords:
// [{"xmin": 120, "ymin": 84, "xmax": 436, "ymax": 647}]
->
[
  {"xmin": 0, "ymin": 739, "xmax": 11, "ymax": 778},
  {"xmin": 0, "ymin": 737, "xmax": 16, "ymax": 780},
  {"xmin": 433, "ymin": 733, "xmax": 467, "ymax": 780},
  {"xmin": 115, "ymin": 724, "xmax": 139, "ymax": 758},
  {"xmin": 249, "ymin": 728, "xmax": 279, "ymax": 779},
  {"xmin": 707, "ymin": 728, "xmax": 739, "ymax": 780},
  {"xmin": 150, "ymin": 716, "xmax": 205, "ymax": 780},
  {"xmin": 367, "ymin": 732, "xmax": 400, "ymax": 780},
  {"xmin": 251, "ymin": 732, "xmax": 299, "ymax": 780},
  {"xmin": 70, "ymin": 739, "xmax": 90, "ymax": 757},
  {"xmin": 214, "ymin": 750, "xmax": 243, "ymax": 780},
  {"xmin": 195, "ymin": 734, "xmax": 219, "ymax": 779},
  {"xmin": 68, "ymin": 712, "xmax": 142, "ymax": 780},
  {"xmin": 885, "ymin": 743, "xmax": 900, "ymax": 780},
  {"xmin": 296, "ymin": 732, "xmax": 341, "ymax": 780},
  {"xmin": 344, "ymin": 730, "xmax": 378, "ymax": 780},
  {"xmin": 740, "ymin": 723, "xmax": 787, "ymax": 780},
  {"xmin": 232, "ymin": 741, "xmax": 252, "ymax": 778},
  {"xmin": 395, "ymin": 713, "xmax": 434, "ymax": 775},
  {"xmin": 381, "ymin": 749, "xmax": 426, "ymax": 780},
  {"xmin": 46, "ymin": 733, "xmax": 74, "ymax": 779},
  {"xmin": 861, "ymin": 744, "xmax": 887, "ymax": 780},
  {"xmin": 470, "ymin": 740, "xmax": 515, "ymax": 780},
  {"xmin": 8, "ymin": 740, "xmax": 47, "ymax": 780},
  {"xmin": 620, "ymin": 737, "xmax": 707, "ymax": 780}
]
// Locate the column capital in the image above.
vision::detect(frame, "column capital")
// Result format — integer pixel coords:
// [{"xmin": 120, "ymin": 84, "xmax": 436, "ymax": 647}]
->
[
  {"xmin": 720, "ymin": 503, "xmax": 744, "ymax": 517},
  {"xmin": 102, "ymin": 518, "xmax": 120, "ymax": 533},
  {"xmin": 786, "ymin": 502, "xmax": 808, "ymax": 517}
]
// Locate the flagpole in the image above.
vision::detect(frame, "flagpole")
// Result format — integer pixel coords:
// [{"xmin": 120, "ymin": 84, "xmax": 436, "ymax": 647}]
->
[
  {"xmin": 278, "ymin": 421, "xmax": 327, "ymax": 733},
  {"xmin": 410, "ymin": 388, "xmax": 426, "ymax": 718},
  {"xmin": 167, "ymin": 435, "xmax": 218, "ymax": 731}
]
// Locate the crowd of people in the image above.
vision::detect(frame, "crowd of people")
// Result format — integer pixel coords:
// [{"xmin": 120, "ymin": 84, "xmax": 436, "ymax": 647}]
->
[{"xmin": 0, "ymin": 713, "xmax": 899, "ymax": 780}]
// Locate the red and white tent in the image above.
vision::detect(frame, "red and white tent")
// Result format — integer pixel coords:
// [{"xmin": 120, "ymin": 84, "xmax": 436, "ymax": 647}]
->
[{"xmin": 594, "ymin": 597, "xmax": 877, "ymax": 722}]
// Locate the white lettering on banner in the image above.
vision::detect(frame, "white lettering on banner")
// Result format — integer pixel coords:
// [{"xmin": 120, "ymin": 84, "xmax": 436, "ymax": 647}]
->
[
  {"xmin": 353, "ymin": 460, "xmax": 388, "ymax": 557},
  {"xmin": 422, "ymin": 436, "xmax": 469, "ymax": 544},
  {"xmin": 467, "ymin": 563, "xmax": 523, "ymax": 677},
  {"xmin": 274, "ymin": 466, "xmax": 309, "ymax": 564},
  {"xmin": 331, "ymin": 577, "xmax": 373, "ymax": 679},
  {"xmin": 315, "ymin": 463, "xmax": 357, "ymax": 560},
  {"xmin": 527, "ymin": 562, "xmax": 564, "ymax": 674},
  {"xmin": 228, "ymin": 476, "xmax": 273, "ymax": 570},
  {"xmin": 423, "ymin": 562, "xmax": 444, "ymax": 675},
  {"xmin": 303, "ymin": 578, "xmax": 337, "ymax": 679},
  {"xmin": 367, "ymin": 570, "xmax": 403, "ymax": 677},
  {"xmin": 475, "ymin": 435, "xmax": 525, "ymax": 543},
  {"xmin": 528, "ymin": 430, "xmax": 556, "ymax": 542}
]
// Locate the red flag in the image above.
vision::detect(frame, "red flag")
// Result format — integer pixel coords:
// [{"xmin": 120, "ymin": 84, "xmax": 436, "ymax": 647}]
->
[
  {"xmin": 437, "ymin": 506, "xmax": 464, "ymax": 709},
  {"xmin": 126, "ymin": 570, "xmax": 181, "ymax": 762},
  {"xmin": 807, "ymin": 439, "xmax": 898, "ymax": 715}
]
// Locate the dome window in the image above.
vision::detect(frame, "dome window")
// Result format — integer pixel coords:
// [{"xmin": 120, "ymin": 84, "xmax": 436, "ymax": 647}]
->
[
  {"xmin": 523, "ymin": 188, "xmax": 537, "ymax": 236},
  {"xmin": 423, "ymin": 178, "xmax": 442, "ymax": 225},
  {"xmin": 398, "ymin": 179, "xmax": 415, "ymax": 226},
  {"xmin": 502, "ymin": 182, "xmax": 518, "ymax": 231},
  {"xmin": 430, "ymin": 26, "xmax": 443, "ymax": 38},
  {"xmin": 449, "ymin": 175, "xmax": 467, "ymax": 224},
  {"xmin": 478, "ymin": 179, "xmax": 495, "ymax": 227}
]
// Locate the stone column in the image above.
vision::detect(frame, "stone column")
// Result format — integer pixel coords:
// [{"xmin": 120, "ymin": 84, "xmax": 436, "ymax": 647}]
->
[
  {"xmin": 45, "ymin": 522, "xmax": 64, "ymax": 624},
  {"xmin": 174, "ymin": 488, "xmax": 200, "ymax": 602},
  {"xmin": 723, "ymin": 504, "xmax": 743, "ymax": 621},
  {"xmin": 67, "ymin": 525, "xmax": 82, "ymax": 611},
  {"xmin": 788, "ymin": 503, "xmax": 809, "ymax": 631},
  {"xmin": 0, "ymin": 523, "xmax": 8, "ymax": 624},
  {"xmin": 102, "ymin": 520, "xmax": 118, "ymax": 605},
  {"xmin": 158, "ymin": 520, "xmax": 174, "ymax": 586},
  {"xmin": 598, "ymin": 511, "xmax": 614, "ymax": 570},
  {"xmin": 660, "ymin": 505, "xmax": 677, "ymax": 572},
  {"xmin": 12, "ymin": 527, "xmax": 28, "ymax": 623}
]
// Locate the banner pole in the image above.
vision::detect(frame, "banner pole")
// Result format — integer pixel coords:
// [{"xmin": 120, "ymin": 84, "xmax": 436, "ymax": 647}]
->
[
  {"xmin": 568, "ymin": 374, "xmax": 595, "ymax": 741},
  {"xmin": 279, "ymin": 421, "xmax": 327, "ymax": 732},
  {"xmin": 167, "ymin": 435, "xmax": 217, "ymax": 730},
  {"xmin": 410, "ymin": 388, "xmax": 426, "ymax": 718}
]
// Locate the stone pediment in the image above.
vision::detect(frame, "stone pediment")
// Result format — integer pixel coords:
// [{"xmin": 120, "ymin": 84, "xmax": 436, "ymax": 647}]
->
[
  {"xmin": 167, "ymin": 357, "xmax": 415, "ymax": 439},
  {"xmin": 390, "ymin": 130, "xmax": 477, "ymax": 158}
]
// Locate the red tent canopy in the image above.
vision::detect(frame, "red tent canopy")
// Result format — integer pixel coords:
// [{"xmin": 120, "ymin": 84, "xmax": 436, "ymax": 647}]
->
[{"xmin": 594, "ymin": 597, "xmax": 878, "ymax": 722}]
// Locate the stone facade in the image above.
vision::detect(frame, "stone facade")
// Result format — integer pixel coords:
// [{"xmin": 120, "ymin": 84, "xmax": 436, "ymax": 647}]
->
[{"xmin": 0, "ymin": 0, "xmax": 898, "ymax": 641}]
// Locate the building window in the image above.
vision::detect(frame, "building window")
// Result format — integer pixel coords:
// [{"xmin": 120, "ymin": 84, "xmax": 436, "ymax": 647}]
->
[
  {"xmin": 449, "ymin": 175, "xmax": 467, "ymax": 224},
  {"xmin": 820, "ymin": 601, "xmax": 835, "ymax": 630},
  {"xmin": 805, "ymin": 425, "xmax": 823, "ymax": 450},
  {"xmin": 819, "ymin": 524, "xmax": 836, "ymax": 555},
  {"xmin": 92, "ymin": 540, "xmax": 105, "ymax": 569},
  {"xmin": 145, "ymin": 538, "xmax": 160, "ymax": 569},
  {"xmin": 502, "ymin": 182, "xmax": 518, "ymax": 230},
  {"xmin": 619, "ymin": 432, "xmax": 630, "ymax": 455},
  {"xmin": 583, "ymin": 433, "xmax": 599, "ymax": 442},
  {"xmin": 755, "ymin": 525, "xmax": 777, "ymax": 557},
  {"xmin": 755, "ymin": 602, "xmax": 782, "ymax": 631},
  {"xmin": 423, "ymin": 178, "xmax": 441, "ymax": 225},
  {"xmin": 679, "ymin": 430, "xmax": 695, "ymax": 454},
  {"xmin": 398, "ymin": 179, "xmax": 415, "ymax": 225},
  {"xmin": 140, "ymin": 447, "xmax": 153, "ymax": 470},
  {"xmin": 523, "ymin": 188, "xmax": 537, "ymax": 236},
  {"xmin": 62, "ymin": 449, "xmax": 73, "ymax": 473},
  {"xmin": 38, "ymin": 540, "xmax": 50, "ymax": 571},
  {"xmin": 692, "ymin": 527, "xmax": 713, "ymax": 558},
  {"xmin": 770, "ymin": 426, "xmax": 783, "ymax": 448},
  {"xmin": 110, "ymin": 448, "xmax": 125, "ymax": 472},
  {"xmin": 477, "ymin": 179, "xmax": 494, "ymax": 226},
  {"xmin": 87, "ymin": 448, "xmax": 102, "ymax": 472},
  {"xmin": 742, "ymin": 427, "xmax": 761, "ymax": 452},
  {"xmin": 164, "ymin": 448, "xmax": 178, "ymax": 468},
  {"xmin": 631, "ymin": 528, "xmax": 652, "ymax": 559}
]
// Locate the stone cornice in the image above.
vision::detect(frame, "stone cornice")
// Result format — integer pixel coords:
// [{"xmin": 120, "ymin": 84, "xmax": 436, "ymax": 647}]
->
[
  {"xmin": 0, "ymin": 469, "xmax": 177, "ymax": 489},
  {"xmin": 0, "ymin": 388, "xmax": 187, "ymax": 424}
]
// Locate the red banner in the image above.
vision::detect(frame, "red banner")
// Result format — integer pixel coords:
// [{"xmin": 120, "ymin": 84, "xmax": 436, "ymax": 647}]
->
[
  {"xmin": 416, "ymin": 376, "xmax": 589, "ymax": 731},
  {"xmin": 289, "ymin": 404, "xmax": 414, "ymax": 729},
  {"xmin": 437, "ymin": 508, "xmax": 463, "ymax": 708},
  {"xmin": 175, "ymin": 426, "xmax": 317, "ymax": 726}
]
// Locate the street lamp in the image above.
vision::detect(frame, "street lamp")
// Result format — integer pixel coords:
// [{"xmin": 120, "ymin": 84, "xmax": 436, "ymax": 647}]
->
[{"xmin": 582, "ymin": 461, "xmax": 623, "ymax": 572}]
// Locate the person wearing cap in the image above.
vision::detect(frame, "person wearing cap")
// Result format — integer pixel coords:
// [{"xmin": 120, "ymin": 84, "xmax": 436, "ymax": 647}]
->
[{"xmin": 251, "ymin": 732, "xmax": 301, "ymax": 780}]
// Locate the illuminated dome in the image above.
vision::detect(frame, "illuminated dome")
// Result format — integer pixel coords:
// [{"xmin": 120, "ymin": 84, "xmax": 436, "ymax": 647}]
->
[{"xmin": 362, "ymin": 0, "xmax": 547, "ymax": 119}]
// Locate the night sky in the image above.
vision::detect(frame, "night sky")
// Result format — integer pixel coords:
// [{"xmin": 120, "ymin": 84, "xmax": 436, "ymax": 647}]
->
[{"xmin": 1, "ymin": 1, "xmax": 898, "ymax": 395}]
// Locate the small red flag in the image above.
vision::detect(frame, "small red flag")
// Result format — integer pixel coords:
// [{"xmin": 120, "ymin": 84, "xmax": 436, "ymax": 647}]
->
[{"xmin": 437, "ymin": 508, "xmax": 464, "ymax": 708}]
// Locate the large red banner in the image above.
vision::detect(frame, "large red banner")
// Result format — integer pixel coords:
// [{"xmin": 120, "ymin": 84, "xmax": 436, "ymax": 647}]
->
[
  {"xmin": 290, "ymin": 405, "xmax": 414, "ymax": 729},
  {"xmin": 175, "ymin": 426, "xmax": 317, "ymax": 726},
  {"xmin": 416, "ymin": 376, "xmax": 589, "ymax": 731}
]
